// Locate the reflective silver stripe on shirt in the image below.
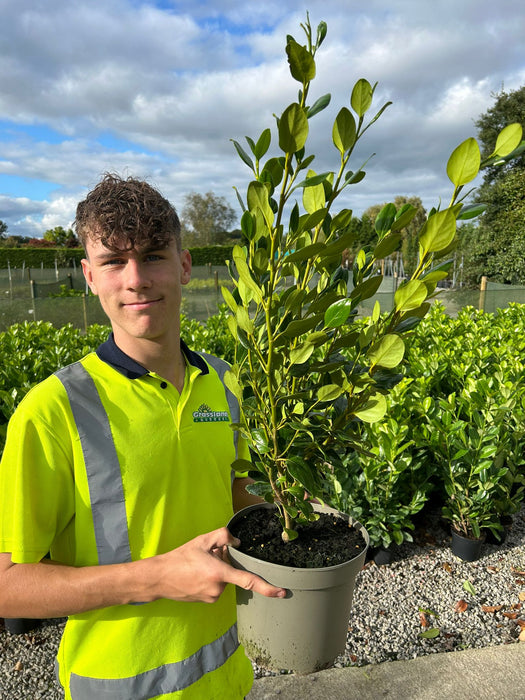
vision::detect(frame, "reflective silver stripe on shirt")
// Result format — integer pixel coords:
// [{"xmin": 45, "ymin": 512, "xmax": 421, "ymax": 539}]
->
[
  {"xmin": 69, "ymin": 623, "xmax": 240, "ymax": 699},
  {"xmin": 55, "ymin": 362, "xmax": 132, "ymax": 566},
  {"xmin": 199, "ymin": 352, "xmax": 240, "ymax": 459}
]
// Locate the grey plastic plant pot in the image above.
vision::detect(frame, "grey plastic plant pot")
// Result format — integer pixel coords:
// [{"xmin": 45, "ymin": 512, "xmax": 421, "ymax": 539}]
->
[{"xmin": 227, "ymin": 502, "xmax": 369, "ymax": 674}]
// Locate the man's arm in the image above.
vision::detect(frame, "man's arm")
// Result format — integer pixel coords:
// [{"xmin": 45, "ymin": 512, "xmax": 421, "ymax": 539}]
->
[{"xmin": 0, "ymin": 529, "xmax": 285, "ymax": 619}]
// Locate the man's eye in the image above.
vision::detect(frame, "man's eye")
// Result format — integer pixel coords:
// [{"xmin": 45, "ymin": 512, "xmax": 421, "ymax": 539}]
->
[
  {"xmin": 104, "ymin": 259, "xmax": 125, "ymax": 266},
  {"xmin": 145, "ymin": 254, "xmax": 162, "ymax": 262}
]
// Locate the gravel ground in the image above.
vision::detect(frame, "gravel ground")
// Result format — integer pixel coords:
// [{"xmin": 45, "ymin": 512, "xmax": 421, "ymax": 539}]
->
[{"xmin": 1, "ymin": 504, "xmax": 524, "ymax": 698}]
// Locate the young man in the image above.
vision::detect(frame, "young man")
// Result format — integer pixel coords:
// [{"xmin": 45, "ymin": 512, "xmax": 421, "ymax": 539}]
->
[{"xmin": 0, "ymin": 174, "xmax": 285, "ymax": 699}]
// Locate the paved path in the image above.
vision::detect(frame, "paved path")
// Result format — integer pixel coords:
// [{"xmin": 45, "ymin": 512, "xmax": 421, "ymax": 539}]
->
[{"xmin": 248, "ymin": 643, "xmax": 525, "ymax": 700}]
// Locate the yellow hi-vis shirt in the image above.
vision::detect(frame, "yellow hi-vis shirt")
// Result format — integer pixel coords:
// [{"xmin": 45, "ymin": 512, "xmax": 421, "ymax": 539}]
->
[{"xmin": 0, "ymin": 336, "xmax": 253, "ymax": 699}]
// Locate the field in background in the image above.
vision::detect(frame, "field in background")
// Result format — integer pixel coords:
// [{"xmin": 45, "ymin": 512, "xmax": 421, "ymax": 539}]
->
[{"xmin": 1, "ymin": 264, "xmax": 524, "ymax": 332}]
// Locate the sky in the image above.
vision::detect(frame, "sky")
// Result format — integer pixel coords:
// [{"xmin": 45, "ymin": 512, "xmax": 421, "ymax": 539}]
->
[{"xmin": 1, "ymin": 0, "xmax": 524, "ymax": 239}]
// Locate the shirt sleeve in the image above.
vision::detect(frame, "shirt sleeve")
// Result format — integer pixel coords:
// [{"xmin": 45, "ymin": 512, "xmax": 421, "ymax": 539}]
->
[{"xmin": 0, "ymin": 382, "xmax": 75, "ymax": 564}]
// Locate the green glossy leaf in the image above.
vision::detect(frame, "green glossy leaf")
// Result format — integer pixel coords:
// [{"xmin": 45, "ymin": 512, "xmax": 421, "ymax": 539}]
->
[
  {"xmin": 290, "ymin": 342, "xmax": 314, "ymax": 365},
  {"xmin": 287, "ymin": 456, "xmax": 317, "ymax": 494},
  {"xmin": 251, "ymin": 428, "xmax": 271, "ymax": 454},
  {"xmin": 246, "ymin": 481, "xmax": 274, "ymax": 497},
  {"xmin": 351, "ymin": 78, "xmax": 374, "ymax": 117},
  {"xmin": 446, "ymin": 137, "xmax": 481, "ymax": 187},
  {"xmin": 308, "ymin": 93, "xmax": 331, "ymax": 118},
  {"xmin": 223, "ymin": 369, "xmax": 243, "ymax": 403},
  {"xmin": 493, "ymin": 123, "xmax": 522, "ymax": 157},
  {"xmin": 330, "ymin": 208, "xmax": 354, "ymax": 232},
  {"xmin": 303, "ymin": 173, "xmax": 326, "ymax": 214},
  {"xmin": 236, "ymin": 306, "xmax": 254, "ymax": 335},
  {"xmin": 324, "ymin": 229, "xmax": 358, "ymax": 256},
  {"xmin": 298, "ymin": 208, "xmax": 328, "ymax": 234},
  {"xmin": 240, "ymin": 210, "xmax": 255, "ymax": 239},
  {"xmin": 345, "ymin": 170, "xmax": 366, "ymax": 185},
  {"xmin": 283, "ymin": 527, "xmax": 299, "ymax": 541},
  {"xmin": 463, "ymin": 580, "xmax": 476, "ymax": 596},
  {"xmin": 375, "ymin": 203, "xmax": 397, "ymax": 234},
  {"xmin": 324, "ymin": 298, "xmax": 352, "ymax": 328},
  {"xmin": 394, "ymin": 280, "xmax": 428, "ymax": 312},
  {"xmin": 368, "ymin": 334, "xmax": 405, "ymax": 369},
  {"xmin": 279, "ymin": 103, "xmax": 309, "ymax": 153},
  {"xmin": 221, "ymin": 285, "xmax": 238, "ymax": 314},
  {"xmin": 286, "ymin": 38, "xmax": 316, "ymax": 83},
  {"xmin": 232, "ymin": 245, "xmax": 263, "ymax": 304},
  {"xmin": 332, "ymin": 107, "xmax": 356, "ymax": 154},
  {"xmin": 419, "ymin": 208, "xmax": 457, "ymax": 255},
  {"xmin": 231, "ymin": 139, "xmax": 254, "ymax": 170},
  {"xmin": 232, "ymin": 459, "xmax": 255, "ymax": 474},
  {"xmin": 353, "ymin": 393, "xmax": 387, "ymax": 422},
  {"xmin": 317, "ymin": 384, "xmax": 344, "ymax": 402},
  {"xmin": 247, "ymin": 181, "xmax": 274, "ymax": 227},
  {"xmin": 306, "ymin": 331, "xmax": 329, "ymax": 346},
  {"xmin": 282, "ymin": 316, "xmax": 320, "ymax": 338},
  {"xmin": 226, "ymin": 314, "xmax": 237, "ymax": 340},
  {"xmin": 254, "ymin": 128, "xmax": 272, "ymax": 160},
  {"xmin": 391, "ymin": 204, "xmax": 418, "ymax": 232},
  {"xmin": 350, "ymin": 275, "xmax": 383, "ymax": 302},
  {"xmin": 419, "ymin": 628, "xmax": 440, "ymax": 639},
  {"xmin": 253, "ymin": 248, "xmax": 269, "ymax": 274},
  {"xmin": 457, "ymin": 203, "xmax": 486, "ymax": 220},
  {"xmin": 316, "ymin": 20, "xmax": 328, "ymax": 46},
  {"xmin": 261, "ymin": 157, "xmax": 284, "ymax": 188},
  {"xmin": 285, "ymin": 242, "xmax": 325, "ymax": 263},
  {"xmin": 373, "ymin": 233, "xmax": 401, "ymax": 259}
]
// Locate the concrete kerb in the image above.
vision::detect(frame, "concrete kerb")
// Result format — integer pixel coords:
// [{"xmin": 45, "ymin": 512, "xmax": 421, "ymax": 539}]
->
[{"xmin": 247, "ymin": 642, "xmax": 525, "ymax": 700}]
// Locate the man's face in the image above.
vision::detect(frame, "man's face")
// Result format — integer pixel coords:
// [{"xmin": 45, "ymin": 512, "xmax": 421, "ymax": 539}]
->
[{"xmin": 81, "ymin": 236, "xmax": 191, "ymax": 350}]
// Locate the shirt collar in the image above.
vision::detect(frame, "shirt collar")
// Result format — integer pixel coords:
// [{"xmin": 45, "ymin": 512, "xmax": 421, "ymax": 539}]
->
[{"xmin": 96, "ymin": 332, "xmax": 209, "ymax": 379}]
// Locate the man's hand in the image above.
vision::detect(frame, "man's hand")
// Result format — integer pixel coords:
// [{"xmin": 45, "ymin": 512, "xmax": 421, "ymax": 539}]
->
[{"xmin": 154, "ymin": 528, "xmax": 286, "ymax": 604}]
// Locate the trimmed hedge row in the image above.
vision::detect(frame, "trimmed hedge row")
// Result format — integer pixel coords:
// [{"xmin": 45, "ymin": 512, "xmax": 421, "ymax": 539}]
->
[{"xmin": 0, "ymin": 245, "xmax": 235, "ymax": 268}]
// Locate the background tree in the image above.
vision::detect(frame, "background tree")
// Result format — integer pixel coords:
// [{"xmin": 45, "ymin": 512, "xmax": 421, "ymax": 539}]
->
[
  {"xmin": 462, "ymin": 168, "xmax": 525, "ymax": 285},
  {"xmin": 181, "ymin": 192, "xmax": 236, "ymax": 247},
  {"xmin": 43, "ymin": 226, "xmax": 76, "ymax": 246},
  {"xmin": 455, "ymin": 87, "xmax": 525, "ymax": 286},
  {"xmin": 25, "ymin": 237, "xmax": 55, "ymax": 248},
  {"xmin": 475, "ymin": 86, "xmax": 525, "ymax": 186},
  {"xmin": 0, "ymin": 220, "xmax": 7, "ymax": 239},
  {"xmin": 0, "ymin": 234, "xmax": 31, "ymax": 247}
]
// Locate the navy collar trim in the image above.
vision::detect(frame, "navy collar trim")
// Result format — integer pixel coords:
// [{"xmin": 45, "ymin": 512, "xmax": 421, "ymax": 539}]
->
[{"xmin": 96, "ymin": 333, "xmax": 209, "ymax": 379}]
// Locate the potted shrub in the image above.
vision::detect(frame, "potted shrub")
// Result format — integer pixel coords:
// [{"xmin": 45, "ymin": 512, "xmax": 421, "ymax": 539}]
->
[
  {"xmin": 420, "ymin": 375, "xmax": 524, "ymax": 561},
  {"xmin": 324, "ymin": 405, "xmax": 432, "ymax": 565},
  {"xmin": 222, "ymin": 15, "xmax": 523, "ymax": 670}
]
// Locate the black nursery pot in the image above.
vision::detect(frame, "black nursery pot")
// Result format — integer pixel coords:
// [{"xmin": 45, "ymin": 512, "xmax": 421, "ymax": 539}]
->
[
  {"xmin": 450, "ymin": 529, "xmax": 485, "ymax": 562},
  {"xmin": 4, "ymin": 618, "xmax": 41, "ymax": 635}
]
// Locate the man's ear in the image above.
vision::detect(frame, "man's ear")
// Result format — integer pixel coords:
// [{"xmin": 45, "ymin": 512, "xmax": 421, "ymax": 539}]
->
[
  {"xmin": 180, "ymin": 249, "xmax": 192, "ymax": 286},
  {"xmin": 81, "ymin": 258, "xmax": 98, "ymax": 295}
]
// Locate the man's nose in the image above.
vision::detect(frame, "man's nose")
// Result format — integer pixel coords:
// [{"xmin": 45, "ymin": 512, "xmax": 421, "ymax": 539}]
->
[{"xmin": 125, "ymin": 260, "xmax": 151, "ymax": 289}]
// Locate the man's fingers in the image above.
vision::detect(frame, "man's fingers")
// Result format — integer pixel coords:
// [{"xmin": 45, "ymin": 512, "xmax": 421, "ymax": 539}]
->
[
  {"xmin": 202, "ymin": 527, "xmax": 240, "ymax": 551},
  {"xmin": 225, "ymin": 566, "xmax": 286, "ymax": 599}
]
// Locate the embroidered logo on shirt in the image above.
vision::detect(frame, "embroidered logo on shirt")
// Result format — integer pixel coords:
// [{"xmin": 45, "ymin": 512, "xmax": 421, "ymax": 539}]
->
[{"xmin": 192, "ymin": 403, "xmax": 230, "ymax": 422}]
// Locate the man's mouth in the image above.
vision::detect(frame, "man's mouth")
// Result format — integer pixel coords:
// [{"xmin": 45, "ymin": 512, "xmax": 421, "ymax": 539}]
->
[{"xmin": 123, "ymin": 298, "xmax": 161, "ymax": 309}]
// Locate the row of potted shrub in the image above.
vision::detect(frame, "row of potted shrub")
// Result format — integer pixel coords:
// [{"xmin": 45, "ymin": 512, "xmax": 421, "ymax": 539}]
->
[{"xmin": 325, "ymin": 301, "xmax": 525, "ymax": 558}]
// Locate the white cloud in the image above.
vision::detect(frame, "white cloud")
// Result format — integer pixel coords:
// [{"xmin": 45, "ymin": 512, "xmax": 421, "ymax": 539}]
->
[{"xmin": 0, "ymin": 0, "xmax": 524, "ymax": 237}]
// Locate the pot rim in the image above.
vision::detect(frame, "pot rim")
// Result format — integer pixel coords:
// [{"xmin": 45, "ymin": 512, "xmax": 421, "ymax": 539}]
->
[{"xmin": 227, "ymin": 502, "xmax": 369, "ymax": 576}]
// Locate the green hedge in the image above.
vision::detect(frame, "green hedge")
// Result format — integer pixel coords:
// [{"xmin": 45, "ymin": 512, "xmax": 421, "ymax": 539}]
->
[
  {"xmin": 0, "ymin": 248, "xmax": 85, "ymax": 268},
  {"xmin": 0, "ymin": 245, "xmax": 234, "ymax": 268}
]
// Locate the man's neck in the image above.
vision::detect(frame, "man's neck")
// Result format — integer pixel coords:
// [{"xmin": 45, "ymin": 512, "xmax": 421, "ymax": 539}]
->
[{"xmin": 112, "ymin": 333, "xmax": 186, "ymax": 391}]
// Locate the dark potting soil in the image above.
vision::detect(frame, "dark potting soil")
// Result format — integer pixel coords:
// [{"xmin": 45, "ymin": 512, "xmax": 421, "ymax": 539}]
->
[{"xmin": 229, "ymin": 508, "xmax": 367, "ymax": 568}]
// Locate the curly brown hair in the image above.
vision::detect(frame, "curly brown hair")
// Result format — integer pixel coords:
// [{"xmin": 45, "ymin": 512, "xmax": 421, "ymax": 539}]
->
[{"xmin": 75, "ymin": 173, "xmax": 181, "ymax": 253}]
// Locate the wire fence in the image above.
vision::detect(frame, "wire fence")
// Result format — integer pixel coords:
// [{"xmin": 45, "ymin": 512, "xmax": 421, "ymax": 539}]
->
[{"xmin": 0, "ymin": 265, "xmax": 523, "ymax": 333}]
